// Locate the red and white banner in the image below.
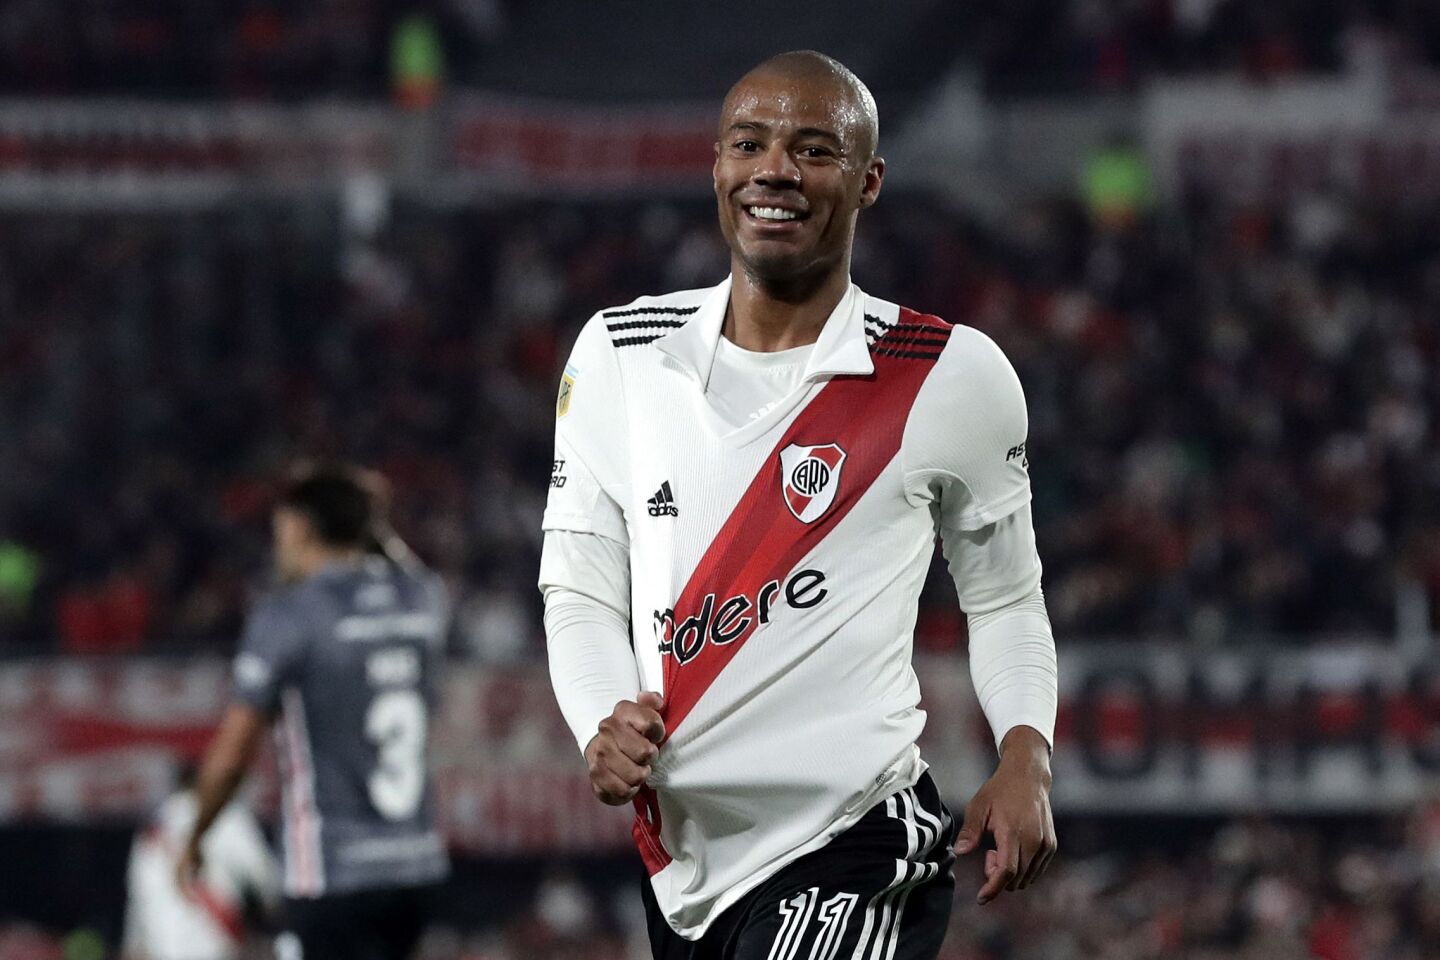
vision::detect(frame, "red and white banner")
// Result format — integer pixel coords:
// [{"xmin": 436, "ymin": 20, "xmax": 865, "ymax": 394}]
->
[
  {"xmin": 447, "ymin": 95, "xmax": 714, "ymax": 191},
  {"xmin": 0, "ymin": 657, "xmax": 980, "ymax": 852},
  {"xmin": 1051, "ymin": 644, "xmax": 1440, "ymax": 812},
  {"xmin": 0, "ymin": 96, "xmax": 716, "ymax": 206},
  {"xmin": 1143, "ymin": 72, "xmax": 1440, "ymax": 201},
  {"xmin": 2, "ymin": 647, "xmax": 1438, "ymax": 850},
  {"xmin": 0, "ymin": 99, "xmax": 396, "ymax": 207}
]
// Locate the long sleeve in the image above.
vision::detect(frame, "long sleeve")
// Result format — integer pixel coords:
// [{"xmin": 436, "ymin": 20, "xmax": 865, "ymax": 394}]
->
[
  {"xmin": 544, "ymin": 588, "xmax": 641, "ymax": 753},
  {"xmin": 940, "ymin": 504, "xmax": 1058, "ymax": 752},
  {"xmin": 540, "ymin": 528, "xmax": 640, "ymax": 753},
  {"xmin": 965, "ymin": 586, "xmax": 1058, "ymax": 752},
  {"xmin": 903, "ymin": 326, "xmax": 1059, "ymax": 754}
]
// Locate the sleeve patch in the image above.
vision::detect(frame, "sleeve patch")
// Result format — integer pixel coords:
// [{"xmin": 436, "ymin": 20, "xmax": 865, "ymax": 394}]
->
[{"xmin": 557, "ymin": 363, "xmax": 577, "ymax": 418}]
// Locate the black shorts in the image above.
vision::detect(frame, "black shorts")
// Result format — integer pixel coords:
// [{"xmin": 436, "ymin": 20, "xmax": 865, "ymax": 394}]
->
[
  {"xmin": 276, "ymin": 883, "xmax": 438, "ymax": 960},
  {"xmin": 645, "ymin": 772, "xmax": 957, "ymax": 960}
]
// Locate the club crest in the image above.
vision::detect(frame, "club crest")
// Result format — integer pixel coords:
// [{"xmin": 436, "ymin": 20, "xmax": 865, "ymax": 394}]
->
[{"xmin": 779, "ymin": 442, "xmax": 847, "ymax": 523}]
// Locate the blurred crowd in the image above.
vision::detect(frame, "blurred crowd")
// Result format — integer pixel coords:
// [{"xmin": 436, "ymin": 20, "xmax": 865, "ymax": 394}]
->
[
  {"xmin": 5, "ymin": 814, "xmax": 1440, "ymax": 959},
  {"xmin": 945, "ymin": 812, "xmax": 1440, "ymax": 960},
  {"xmin": 3, "ymin": 0, "xmax": 1440, "ymax": 100},
  {"xmin": 0, "ymin": 183, "xmax": 1435, "ymax": 657},
  {"xmin": 0, "ymin": 0, "xmax": 508, "ymax": 99},
  {"xmin": 969, "ymin": 0, "xmax": 1440, "ymax": 93}
]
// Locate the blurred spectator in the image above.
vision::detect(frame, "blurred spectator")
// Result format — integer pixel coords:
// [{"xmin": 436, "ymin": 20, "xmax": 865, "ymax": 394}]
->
[
  {"xmin": 0, "ymin": 924, "xmax": 63, "ymax": 960},
  {"xmin": 0, "ymin": 539, "xmax": 38, "ymax": 625},
  {"xmin": 1081, "ymin": 135, "xmax": 1152, "ymax": 229},
  {"xmin": 55, "ymin": 572, "xmax": 151, "ymax": 656},
  {"xmin": 391, "ymin": 12, "xmax": 446, "ymax": 108}
]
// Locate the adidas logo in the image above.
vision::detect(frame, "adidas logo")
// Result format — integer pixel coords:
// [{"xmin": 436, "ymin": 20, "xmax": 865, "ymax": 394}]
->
[{"xmin": 647, "ymin": 481, "xmax": 679, "ymax": 518}]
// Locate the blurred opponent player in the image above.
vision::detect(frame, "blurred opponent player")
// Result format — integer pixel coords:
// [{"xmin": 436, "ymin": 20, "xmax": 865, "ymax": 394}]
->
[
  {"xmin": 123, "ymin": 766, "xmax": 279, "ymax": 960},
  {"xmin": 180, "ymin": 465, "xmax": 450, "ymax": 960},
  {"xmin": 540, "ymin": 52, "xmax": 1059, "ymax": 958}
]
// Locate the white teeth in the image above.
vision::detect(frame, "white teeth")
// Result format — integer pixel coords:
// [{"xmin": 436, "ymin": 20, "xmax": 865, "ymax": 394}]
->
[{"xmin": 747, "ymin": 206, "xmax": 799, "ymax": 221}]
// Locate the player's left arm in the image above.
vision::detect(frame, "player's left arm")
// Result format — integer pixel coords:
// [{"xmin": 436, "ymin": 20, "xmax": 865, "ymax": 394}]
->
[
  {"xmin": 179, "ymin": 596, "xmax": 306, "ymax": 890},
  {"xmin": 902, "ymin": 326, "xmax": 1059, "ymax": 904},
  {"xmin": 949, "ymin": 571, "xmax": 1057, "ymax": 905}
]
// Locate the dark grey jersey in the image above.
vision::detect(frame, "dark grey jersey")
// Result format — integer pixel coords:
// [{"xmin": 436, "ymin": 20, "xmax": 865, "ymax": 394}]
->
[{"xmin": 233, "ymin": 556, "xmax": 450, "ymax": 897}]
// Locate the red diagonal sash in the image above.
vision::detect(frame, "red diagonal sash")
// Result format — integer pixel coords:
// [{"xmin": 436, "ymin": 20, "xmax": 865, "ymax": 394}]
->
[{"xmin": 634, "ymin": 309, "xmax": 950, "ymax": 876}]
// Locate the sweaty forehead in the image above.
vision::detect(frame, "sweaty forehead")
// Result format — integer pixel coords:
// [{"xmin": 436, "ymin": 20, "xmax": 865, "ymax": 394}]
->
[{"xmin": 720, "ymin": 70, "xmax": 872, "ymax": 154}]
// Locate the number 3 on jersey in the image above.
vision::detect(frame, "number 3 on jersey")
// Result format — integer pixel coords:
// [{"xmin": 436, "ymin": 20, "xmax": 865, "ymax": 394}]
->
[{"xmin": 365, "ymin": 689, "xmax": 426, "ymax": 820}]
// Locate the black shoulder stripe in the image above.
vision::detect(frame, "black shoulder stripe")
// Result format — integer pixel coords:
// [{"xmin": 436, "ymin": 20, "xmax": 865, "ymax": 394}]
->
[
  {"xmin": 602, "ymin": 304, "xmax": 702, "ymax": 319},
  {"xmin": 868, "ymin": 309, "xmax": 950, "ymax": 355},
  {"xmin": 886, "ymin": 322, "xmax": 950, "ymax": 334},
  {"xmin": 871, "ymin": 323, "xmax": 950, "ymax": 358},
  {"xmin": 865, "ymin": 314, "xmax": 903, "ymax": 346},
  {"xmin": 880, "ymin": 332, "xmax": 950, "ymax": 349},
  {"xmin": 610, "ymin": 334, "xmax": 665, "ymax": 348},
  {"xmin": 606, "ymin": 318, "xmax": 689, "ymax": 332},
  {"xmin": 874, "ymin": 348, "xmax": 944, "ymax": 361}
]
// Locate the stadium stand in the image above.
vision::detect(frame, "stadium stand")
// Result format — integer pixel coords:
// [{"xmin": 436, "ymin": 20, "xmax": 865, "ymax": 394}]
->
[
  {"xmin": 1, "ymin": 191, "xmax": 1435, "ymax": 655},
  {"xmin": 3, "ymin": 1, "xmax": 1440, "ymax": 101}
]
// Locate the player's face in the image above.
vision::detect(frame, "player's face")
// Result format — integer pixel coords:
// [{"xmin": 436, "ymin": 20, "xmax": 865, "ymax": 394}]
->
[
  {"xmin": 272, "ymin": 507, "xmax": 313, "ymax": 584},
  {"xmin": 714, "ymin": 71, "xmax": 883, "ymax": 286}
]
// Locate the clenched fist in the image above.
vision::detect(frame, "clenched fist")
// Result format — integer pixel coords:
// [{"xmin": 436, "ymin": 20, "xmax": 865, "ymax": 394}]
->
[{"xmin": 585, "ymin": 692, "xmax": 666, "ymax": 805}]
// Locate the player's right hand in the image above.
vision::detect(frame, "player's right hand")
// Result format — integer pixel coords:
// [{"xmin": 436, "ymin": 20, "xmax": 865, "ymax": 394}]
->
[
  {"xmin": 174, "ymin": 836, "xmax": 204, "ymax": 896},
  {"xmin": 584, "ymin": 692, "xmax": 665, "ymax": 805}
]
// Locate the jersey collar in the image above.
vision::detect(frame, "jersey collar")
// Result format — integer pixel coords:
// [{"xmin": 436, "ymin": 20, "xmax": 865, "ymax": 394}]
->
[{"xmin": 653, "ymin": 275, "xmax": 875, "ymax": 390}]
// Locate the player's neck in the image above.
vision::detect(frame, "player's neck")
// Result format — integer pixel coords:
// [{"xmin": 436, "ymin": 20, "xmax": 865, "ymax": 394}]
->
[
  {"xmin": 724, "ymin": 262, "xmax": 850, "ymax": 353},
  {"xmin": 296, "ymin": 545, "xmax": 367, "ymax": 580}
]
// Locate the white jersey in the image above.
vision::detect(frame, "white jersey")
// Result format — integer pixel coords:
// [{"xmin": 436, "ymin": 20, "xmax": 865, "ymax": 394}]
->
[
  {"xmin": 542, "ymin": 277, "xmax": 1035, "ymax": 938},
  {"xmin": 123, "ymin": 791, "xmax": 280, "ymax": 960}
]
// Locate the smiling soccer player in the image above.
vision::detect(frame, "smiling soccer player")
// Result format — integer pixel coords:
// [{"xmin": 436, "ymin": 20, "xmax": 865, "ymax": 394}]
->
[{"xmin": 540, "ymin": 51, "xmax": 1059, "ymax": 960}]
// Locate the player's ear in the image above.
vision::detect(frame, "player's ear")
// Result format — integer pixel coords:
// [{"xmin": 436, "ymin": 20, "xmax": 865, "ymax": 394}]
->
[{"xmin": 858, "ymin": 155, "xmax": 885, "ymax": 209}]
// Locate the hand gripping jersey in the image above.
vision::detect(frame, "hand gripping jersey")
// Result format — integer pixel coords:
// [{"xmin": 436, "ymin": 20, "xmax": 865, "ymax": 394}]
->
[
  {"xmin": 543, "ymin": 277, "xmax": 1032, "ymax": 938},
  {"xmin": 232, "ymin": 557, "xmax": 451, "ymax": 898}
]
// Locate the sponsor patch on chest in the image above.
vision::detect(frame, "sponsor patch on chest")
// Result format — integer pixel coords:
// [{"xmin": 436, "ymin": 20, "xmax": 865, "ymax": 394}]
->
[{"xmin": 779, "ymin": 442, "xmax": 847, "ymax": 523}]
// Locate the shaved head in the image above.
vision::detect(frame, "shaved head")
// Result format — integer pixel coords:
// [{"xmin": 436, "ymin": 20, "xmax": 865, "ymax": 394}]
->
[{"xmin": 722, "ymin": 50, "xmax": 879, "ymax": 161}]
